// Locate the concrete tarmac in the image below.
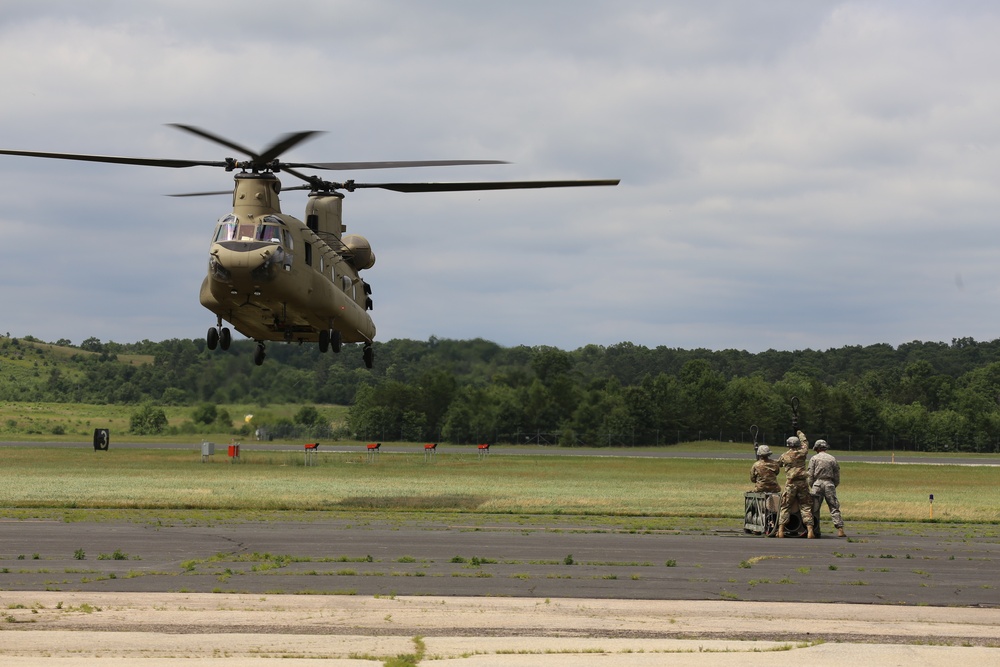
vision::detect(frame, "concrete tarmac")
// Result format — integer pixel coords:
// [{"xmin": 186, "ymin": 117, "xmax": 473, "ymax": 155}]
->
[{"xmin": 1, "ymin": 515, "xmax": 998, "ymax": 665}]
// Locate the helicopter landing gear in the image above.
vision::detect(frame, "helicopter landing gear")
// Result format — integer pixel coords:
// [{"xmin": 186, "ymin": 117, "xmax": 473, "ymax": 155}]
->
[
  {"xmin": 253, "ymin": 341, "xmax": 266, "ymax": 366},
  {"xmin": 363, "ymin": 343, "xmax": 374, "ymax": 369},
  {"xmin": 206, "ymin": 325, "xmax": 232, "ymax": 351},
  {"xmin": 318, "ymin": 329, "xmax": 342, "ymax": 354}
]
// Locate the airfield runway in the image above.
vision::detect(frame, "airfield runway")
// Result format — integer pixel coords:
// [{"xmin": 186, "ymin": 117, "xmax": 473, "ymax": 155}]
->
[{"xmin": 1, "ymin": 514, "xmax": 999, "ymax": 665}]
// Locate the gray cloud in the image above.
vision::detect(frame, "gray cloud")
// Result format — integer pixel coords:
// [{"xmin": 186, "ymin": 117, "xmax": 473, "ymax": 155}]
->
[{"xmin": 1, "ymin": 1, "xmax": 999, "ymax": 353}]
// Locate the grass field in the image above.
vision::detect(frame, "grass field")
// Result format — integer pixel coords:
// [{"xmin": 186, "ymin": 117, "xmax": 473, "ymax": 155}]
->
[{"xmin": 0, "ymin": 445, "xmax": 996, "ymax": 524}]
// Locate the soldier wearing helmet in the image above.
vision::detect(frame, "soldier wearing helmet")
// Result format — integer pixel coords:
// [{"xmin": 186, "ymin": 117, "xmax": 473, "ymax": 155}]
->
[
  {"xmin": 808, "ymin": 439, "xmax": 846, "ymax": 538},
  {"xmin": 750, "ymin": 444, "xmax": 781, "ymax": 493},
  {"xmin": 776, "ymin": 431, "xmax": 815, "ymax": 538}
]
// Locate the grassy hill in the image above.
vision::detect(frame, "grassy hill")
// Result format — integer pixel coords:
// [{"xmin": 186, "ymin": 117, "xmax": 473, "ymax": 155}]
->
[
  {"xmin": 0, "ymin": 338, "xmax": 153, "ymax": 399},
  {"xmin": 23, "ymin": 339, "xmax": 154, "ymax": 366},
  {"xmin": 0, "ymin": 335, "xmax": 348, "ymax": 440},
  {"xmin": 0, "ymin": 401, "xmax": 350, "ymax": 441}
]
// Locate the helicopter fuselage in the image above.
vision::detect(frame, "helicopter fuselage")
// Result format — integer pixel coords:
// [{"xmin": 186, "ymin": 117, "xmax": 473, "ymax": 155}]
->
[{"xmin": 199, "ymin": 173, "xmax": 376, "ymax": 350}]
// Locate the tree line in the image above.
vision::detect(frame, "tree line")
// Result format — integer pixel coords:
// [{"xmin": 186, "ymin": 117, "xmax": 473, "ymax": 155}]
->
[{"xmin": 3, "ymin": 333, "xmax": 1000, "ymax": 451}]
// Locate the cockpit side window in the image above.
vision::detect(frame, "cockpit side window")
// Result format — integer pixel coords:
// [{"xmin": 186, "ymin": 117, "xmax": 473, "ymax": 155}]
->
[
  {"xmin": 257, "ymin": 224, "xmax": 283, "ymax": 244},
  {"xmin": 261, "ymin": 216, "xmax": 292, "ymax": 249}
]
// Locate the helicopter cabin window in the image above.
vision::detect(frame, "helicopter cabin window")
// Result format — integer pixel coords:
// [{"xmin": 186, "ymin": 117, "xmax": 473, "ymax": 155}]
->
[{"xmin": 304, "ymin": 242, "xmax": 313, "ymax": 266}]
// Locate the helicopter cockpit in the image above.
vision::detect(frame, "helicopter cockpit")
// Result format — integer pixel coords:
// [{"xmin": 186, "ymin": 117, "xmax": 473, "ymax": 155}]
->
[{"xmin": 213, "ymin": 215, "xmax": 291, "ymax": 247}]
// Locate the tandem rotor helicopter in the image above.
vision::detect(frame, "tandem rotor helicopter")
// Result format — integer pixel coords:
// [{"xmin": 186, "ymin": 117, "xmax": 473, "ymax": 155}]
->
[{"xmin": 0, "ymin": 125, "xmax": 618, "ymax": 367}]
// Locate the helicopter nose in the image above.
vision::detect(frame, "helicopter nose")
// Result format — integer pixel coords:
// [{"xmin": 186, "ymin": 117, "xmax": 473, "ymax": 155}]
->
[{"xmin": 213, "ymin": 241, "xmax": 273, "ymax": 270}]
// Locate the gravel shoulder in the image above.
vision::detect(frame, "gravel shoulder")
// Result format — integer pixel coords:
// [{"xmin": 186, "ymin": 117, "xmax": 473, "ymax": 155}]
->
[{"xmin": 2, "ymin": 591, "xmax": 999, "ymax": 666}]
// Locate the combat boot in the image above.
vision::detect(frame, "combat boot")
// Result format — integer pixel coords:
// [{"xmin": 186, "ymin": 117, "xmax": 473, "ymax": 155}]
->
[
  {"xmin": 776, "ymin": 525, "xmax": 784, "ymax": 538},
  {"xmin": 807, "ymin": 525, "xmax": 815, "ymax": 539},
  {"xmin": 837, "ymin": 527, "xmax": 846, "ymax": 538}
]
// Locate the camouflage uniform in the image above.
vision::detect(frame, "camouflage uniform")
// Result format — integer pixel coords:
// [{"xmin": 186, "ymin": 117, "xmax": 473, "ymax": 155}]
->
[
  {"xmin": 808, "ymin": 447, "xmax": 844, "ymax": 531},
  {"xmin": 777, "ymin": 431, "xmax": 813, "ymax": 529},
  {"xmin": 750, "ymin": 458, "xmax": 781, "ymax": 493}
]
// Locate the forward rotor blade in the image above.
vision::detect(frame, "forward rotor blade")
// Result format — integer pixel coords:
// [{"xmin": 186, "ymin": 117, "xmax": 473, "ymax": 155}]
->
[
  {"xmin": 169, "ymin": 125, "xmax": 323, "ymax": 165},
  {"xmin": 294, "ymin": 159, "xmax": 508, "ymax": 171},
  {"xmin": 168, "ymin": 124, "xmax": 263, "ymax": 160},
  {"xmin": 166, "ymin": 189, "xmax": 234, "ymax": 197},
  {"xmin": 0, "ymin": 148, "xmax": 227, "ymax": 169},
  {"xmin": 348, "ymin": 179, "xmax": 620, "ymax": 193},
  {"xmin": 258, "ymin": 131, "xmax": 324, "ymax": 163},
  {"xmin": 167, "ymin": 178, "xmax": 621, "ymax": 197},
  {"xmin": 168, "ymin": 180, "xmax": 317, "ymax": 197}
]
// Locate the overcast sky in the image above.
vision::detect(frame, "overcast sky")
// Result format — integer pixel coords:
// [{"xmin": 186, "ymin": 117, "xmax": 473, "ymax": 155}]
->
[{"xmin": 2, "ymin": 1, "xmax": 999, "ymax": 354}]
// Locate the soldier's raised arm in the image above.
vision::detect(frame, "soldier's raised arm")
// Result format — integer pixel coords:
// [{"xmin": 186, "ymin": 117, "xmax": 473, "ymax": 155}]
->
[{"xmin": 796, "ymin": 429, "xmax": 811, "ymax": 451}]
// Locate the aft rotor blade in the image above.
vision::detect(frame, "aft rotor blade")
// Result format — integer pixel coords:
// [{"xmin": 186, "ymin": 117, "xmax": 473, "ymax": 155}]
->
[
  {"xmin": 295, "ymin": 159, "xmax": 508, "ymax": 171},
  {"xmin": 348, "ymin": 179, "xmax": 620, "ymax": 193},
  {"xmin": 281, "ymin": 165, "xmax": 319, "ymax": 185},
  {"xmin": 0, "ymin": 148, "xmax": 227, "ymax": 169}
]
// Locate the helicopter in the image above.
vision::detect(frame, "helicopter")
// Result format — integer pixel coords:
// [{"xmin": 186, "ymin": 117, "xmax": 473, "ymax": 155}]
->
[{"xmin": 0, "ymin": 125, "xmax": 619, "ymax": 367}]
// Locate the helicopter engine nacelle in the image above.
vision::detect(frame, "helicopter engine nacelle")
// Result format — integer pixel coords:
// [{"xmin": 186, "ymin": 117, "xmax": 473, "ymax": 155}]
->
[{"xmin": 343, "ymin": 234, "xmax": 376, "ymax": 270}]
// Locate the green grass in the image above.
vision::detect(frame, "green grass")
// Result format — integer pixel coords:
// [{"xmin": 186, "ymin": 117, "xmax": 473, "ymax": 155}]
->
[{"xmin": 0, "ymin": 446, "xmax": 997, "ymax": 522}]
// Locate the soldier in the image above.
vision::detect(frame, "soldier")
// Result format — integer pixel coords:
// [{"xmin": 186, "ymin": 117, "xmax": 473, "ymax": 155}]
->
[
  {"xmin": 777, "ymin": 432, "xmax": 815, "ymax": 538},
  {"xmin": 750, "ymin": 444, "xmax": 781, "ymax": 493},
  {"xmin": 808, "ymin": 439, "xmax": 846, "ymax": 538}
]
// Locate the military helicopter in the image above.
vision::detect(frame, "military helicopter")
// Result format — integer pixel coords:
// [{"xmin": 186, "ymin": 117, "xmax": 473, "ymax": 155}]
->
[{"xmin": 0, "ymin": 125, "xmax": 618, "ymax": 367}]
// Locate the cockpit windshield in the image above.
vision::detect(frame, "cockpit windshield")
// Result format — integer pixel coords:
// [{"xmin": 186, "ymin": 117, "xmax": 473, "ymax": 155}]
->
[{"xmin": 213, "ymin": 215, "xmax": 287, "ymax": 245}]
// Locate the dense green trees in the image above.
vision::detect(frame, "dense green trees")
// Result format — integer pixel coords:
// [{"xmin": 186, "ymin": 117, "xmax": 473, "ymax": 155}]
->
[
  {"xmin": 129, "ymin": 403, "xmax": 167, "ymax": 435},
  {"xmin": 6, "ymin": 333, "xmax": 1000, "ymax": 450}
]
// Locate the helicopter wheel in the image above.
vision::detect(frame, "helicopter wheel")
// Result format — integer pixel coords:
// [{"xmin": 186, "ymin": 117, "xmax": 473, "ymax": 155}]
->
[
  {"xmin": 363, "ymin": 343, "xmax": 374, "ymax": 369},
  {"xmin": 331, "ymin": 330, "xmax": 342, "ymax": 353},
  {"xmin": 318, "ymin": 329, "xmax": 330, "ymax": 353},
  {"xmin": 206, "ymin": 327, "xmax": 219, "ymax": 351},
  {"xmin": 219, "ymin": 327, "xmax": 232, "ymax": 351},
  {"xmin": 253, "ymin": 342, "xmax": 266, "ymax": 366}
]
